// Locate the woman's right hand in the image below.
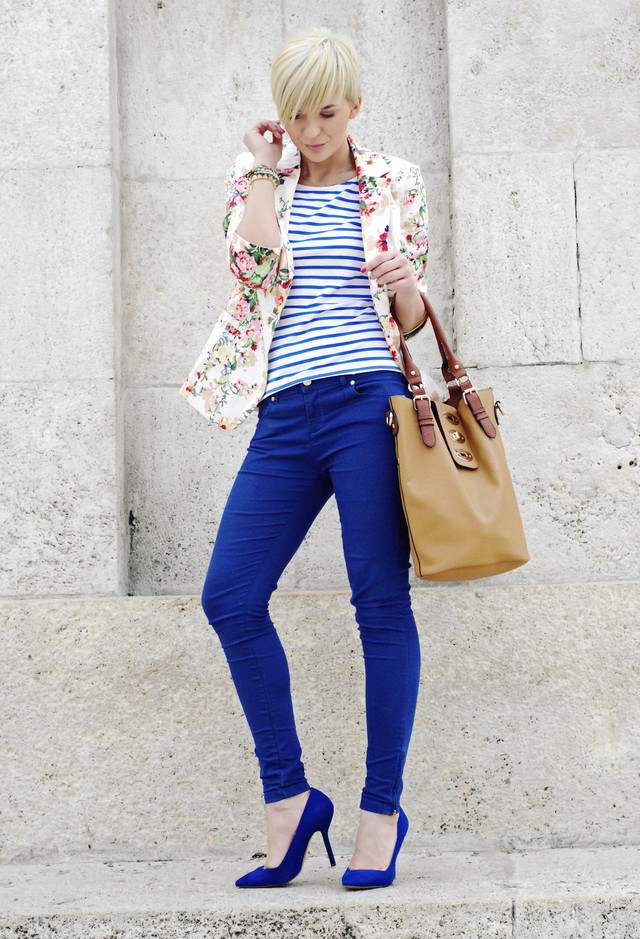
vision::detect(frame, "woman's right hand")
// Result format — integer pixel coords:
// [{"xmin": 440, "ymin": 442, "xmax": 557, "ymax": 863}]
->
[{"xmin": 243, "ymin": 120, "xmax": 285, "ymax": 170}]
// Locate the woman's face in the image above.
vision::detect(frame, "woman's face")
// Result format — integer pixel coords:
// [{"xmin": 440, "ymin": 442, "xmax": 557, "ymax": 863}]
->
[{"xmin": 283, "ymin": 96, "xmax": 361, "ymax": 165}]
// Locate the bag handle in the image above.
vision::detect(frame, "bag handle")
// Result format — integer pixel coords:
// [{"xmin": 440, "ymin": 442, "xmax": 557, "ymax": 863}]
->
[{"xmin": 398, "ymin": 294, "xmax": 497, "ymax": 440}]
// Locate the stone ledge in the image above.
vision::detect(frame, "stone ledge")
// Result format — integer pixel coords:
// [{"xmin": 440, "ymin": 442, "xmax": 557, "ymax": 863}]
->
[{"xmin": 1, "ymin": 846, "xmax": 639, "ymax": 938}]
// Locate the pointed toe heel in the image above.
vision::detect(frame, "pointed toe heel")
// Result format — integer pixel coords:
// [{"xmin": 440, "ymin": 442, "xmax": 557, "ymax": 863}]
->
[
  {"xmin": 341, "ymin": 807, "xmax": 409, "ymax": 890},
  {"xmin": 235, "ymin": 788, "xmax": 335, "ymax": 888}
]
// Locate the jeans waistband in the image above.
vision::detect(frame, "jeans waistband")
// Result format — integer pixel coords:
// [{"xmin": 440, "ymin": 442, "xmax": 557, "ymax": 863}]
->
[{"xmin": 263, "ymin": 370, "xmax": 407, "ymax": 402}]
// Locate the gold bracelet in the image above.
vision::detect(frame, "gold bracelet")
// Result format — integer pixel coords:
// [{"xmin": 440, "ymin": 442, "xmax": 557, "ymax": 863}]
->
[{"xmin": 246, "ymin": 166, "xmax": 279, "ymax": 189}]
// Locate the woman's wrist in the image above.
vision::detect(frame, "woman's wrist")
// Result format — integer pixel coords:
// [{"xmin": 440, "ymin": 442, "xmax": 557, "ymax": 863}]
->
[
  {"xmin": 391, "ymin": 287, "xmax": 425, "ymax": 334},
  {"xmin": 252, "ymin": 157, "xmax": 279, "ymax": 171}
]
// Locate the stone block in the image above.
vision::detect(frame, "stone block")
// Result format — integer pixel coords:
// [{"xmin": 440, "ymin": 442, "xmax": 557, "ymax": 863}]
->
[
  {"xmin": 410, "ymin": 583, "xmax": 640, "ymax": 853},
  {"xmin": 452, "ymin": 153, "xmax": 581, "ymax": 367},
  {"xmin": 446, "ymin": 0, "xmax": 640, "ymax": 154},
  {"xmin": 1, "ymin": 585, "xmax": 639, "ymax": 861},
  {"xmin": 126, "ymin": 387, "xmax": 360, "ymax": 596},
  {"xmin": 517, "ymin": 899, "xmax": 640, "ymax": 938},
  {"xmin": 126, "ymin": 385, "xmax": 324, "ymax": 595},
  {"xmin": 117, "ymin": 0, "xmax": 284, "ymax": 180},
  {"xmin": 0, "ymin": 0, "xmax": 112, "ymax": 168},
  {"xmin": 466, "ymin": 363, "xmax": 640, "ymax": 586},
  {"xmin": 576, "ymin": 149, "xmax": 640, "ymax": 363},
  {"xmin": 0, "ymin": 384, "xmax": 119, "ymax": 596},
  {"xmin": 125, "ymin": 387, "xmax": 252, "ymax": 596},
  {"xmin": 121, "ymin": 178, "xmax": 230, "ymax": 385},
  {"xmin": 0, "ymin": 168, "xmax": 115, "ymax": 382},
  {"xmin": 0, "ymin": 906, "xmax": 512, "ymax": 939}
]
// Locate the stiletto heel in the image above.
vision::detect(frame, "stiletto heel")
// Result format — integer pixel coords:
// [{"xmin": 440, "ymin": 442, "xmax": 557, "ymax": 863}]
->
[
  {"xmin": 235, "ymin": 788, "xmax": 335, "ymax": 888},
  {"xmin": 322, "ymin": 826, "xmax": 336, "ymax": 867},
  {"xmin": 341, "ymin": 807, "xmax": 409, "ymax": 889}
]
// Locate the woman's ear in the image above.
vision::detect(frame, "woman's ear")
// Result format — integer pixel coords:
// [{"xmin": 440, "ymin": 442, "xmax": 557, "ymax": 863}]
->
[{"xmin": 349, "ymin": 96, "xmax": 362, "ymax": 119}]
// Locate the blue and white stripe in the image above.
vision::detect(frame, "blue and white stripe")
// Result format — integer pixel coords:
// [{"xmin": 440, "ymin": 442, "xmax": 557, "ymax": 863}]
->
[{"xmin": 264, "ymin": 180, "xmax": 400, "ymax": 396}]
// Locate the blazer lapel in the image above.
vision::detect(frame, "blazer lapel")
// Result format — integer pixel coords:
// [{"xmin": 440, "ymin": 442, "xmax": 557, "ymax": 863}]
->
[
  {"xmin": 349, "ymin": 136, "xmax": 399, "ymax": 329},
  {"xmin": 350, "ymin": 135, "xmax": 395, "ymax": 262}
]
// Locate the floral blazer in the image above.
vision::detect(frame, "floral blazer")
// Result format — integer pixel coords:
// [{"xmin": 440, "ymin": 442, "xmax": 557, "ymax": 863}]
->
[{"xmin": 180, "ymin": 135, "xmax": 429, "ymax": 430}]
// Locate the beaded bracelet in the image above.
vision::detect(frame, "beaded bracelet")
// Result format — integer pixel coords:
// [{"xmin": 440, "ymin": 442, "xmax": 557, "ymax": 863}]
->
[{"xmin": 246, "ymin": 166, "xmax": 279, "ymax": 188}]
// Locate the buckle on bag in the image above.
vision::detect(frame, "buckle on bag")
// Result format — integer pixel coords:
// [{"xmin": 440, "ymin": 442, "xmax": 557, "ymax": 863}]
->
[{"xmin": 449, "ymin": 375, "xmax": 479, "ymax": 401}]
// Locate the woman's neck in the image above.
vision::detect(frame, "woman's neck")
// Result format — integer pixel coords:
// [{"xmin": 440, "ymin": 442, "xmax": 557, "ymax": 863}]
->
[{"xmin": 298, "ymin": 139, "xmax": 357, "ymax": 188}]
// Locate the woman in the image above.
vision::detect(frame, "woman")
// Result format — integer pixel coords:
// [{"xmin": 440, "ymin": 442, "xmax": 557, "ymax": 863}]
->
[{"xmin": 181, "ymin": 28, "xmax": 433, "ymax": 889}]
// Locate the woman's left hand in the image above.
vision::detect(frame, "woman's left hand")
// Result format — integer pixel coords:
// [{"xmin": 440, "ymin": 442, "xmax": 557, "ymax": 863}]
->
[
  {"xmin": 361, "ymin": 250, "xmax": 418, "ymax": 296},
  {"xmin": 362, "ymin": 251, "xmax": 425, "ymax": 333}
]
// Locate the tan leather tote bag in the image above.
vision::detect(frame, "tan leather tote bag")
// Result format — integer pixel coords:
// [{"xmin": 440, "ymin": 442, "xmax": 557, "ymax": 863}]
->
[{"xmin": 388, "ymin": 297, "xmax": 529, "ymax": 581}]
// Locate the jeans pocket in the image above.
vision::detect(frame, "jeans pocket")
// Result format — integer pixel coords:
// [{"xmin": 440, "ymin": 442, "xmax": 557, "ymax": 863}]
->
[{"xmin": 258, "ymin": 393, "xmax": 279, "ymax": 418}]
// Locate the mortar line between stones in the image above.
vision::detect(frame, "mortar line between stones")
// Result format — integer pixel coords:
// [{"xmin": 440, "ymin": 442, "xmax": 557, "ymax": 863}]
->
[
  {"xmin": 573, "ymin": 160, "xmax": 584, "ymax": 363},
  {"xmin": 440, "ymin": 0, "xmax": 457, "ymax": 357}
]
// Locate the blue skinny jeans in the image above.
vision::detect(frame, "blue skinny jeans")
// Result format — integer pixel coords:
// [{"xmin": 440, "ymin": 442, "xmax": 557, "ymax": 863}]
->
[{"xmin": 201, "ymin": 370, "xmax": 421, "ymax": 815}]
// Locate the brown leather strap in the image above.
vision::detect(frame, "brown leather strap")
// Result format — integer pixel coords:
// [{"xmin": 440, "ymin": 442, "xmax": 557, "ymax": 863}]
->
[
  {"xmin": 401, "ymin": 330, "xmax": 436, "ymax": 447},
  {"xmin": 463, "ymin": 389, "xmax": 497, "ymax": 438},
  {"xmin": 399, "ymin": 296, "xmax": 496, "ymax": 440},
  {"xmin": 414, "ymin": 397, "xmax": 436, "ymax": 447}
]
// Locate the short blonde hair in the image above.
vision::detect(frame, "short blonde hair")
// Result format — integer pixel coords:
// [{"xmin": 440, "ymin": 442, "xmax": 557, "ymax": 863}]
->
[{"xmin": 271, "ymin": 29, "xmax": 361, "ymax": 122}]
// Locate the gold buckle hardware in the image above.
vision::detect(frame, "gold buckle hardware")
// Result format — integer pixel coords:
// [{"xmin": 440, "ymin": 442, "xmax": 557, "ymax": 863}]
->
[{"xmin": 412, "ymin": 394, "xmax": 430, "ymax": 411}]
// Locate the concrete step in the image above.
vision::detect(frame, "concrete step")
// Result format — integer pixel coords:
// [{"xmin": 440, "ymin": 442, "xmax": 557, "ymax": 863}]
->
[{"xmin": 1, "ymin": 845, "xmax": 640, "ymax": 938}]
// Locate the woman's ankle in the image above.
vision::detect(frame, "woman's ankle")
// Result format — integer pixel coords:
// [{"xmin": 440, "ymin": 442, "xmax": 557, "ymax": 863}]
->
[
  {"xmin": 266, "ymin": 789, "xmax": 310, "ymax": 814},
  {"xmin": 264, "ymin": 789, "xmax": 311, "ymax": 867},
  {"xmin": 348, "ymin": 809, "xmax": 399, "ymax": 871}
]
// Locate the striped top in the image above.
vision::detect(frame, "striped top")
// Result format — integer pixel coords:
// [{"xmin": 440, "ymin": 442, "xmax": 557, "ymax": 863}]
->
[{"xmin": 263, "ymin": 179, "xmax": 400, "ymax": 396}]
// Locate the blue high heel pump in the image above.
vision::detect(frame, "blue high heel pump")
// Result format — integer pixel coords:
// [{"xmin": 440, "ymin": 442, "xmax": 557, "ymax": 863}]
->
[
  {"xmin": 235, "ymin": 788, "xmax": 336, "ymax": 888},
  {"xmin": 341, "ymin": 807, "xmax": 409, "ymax": 889}
]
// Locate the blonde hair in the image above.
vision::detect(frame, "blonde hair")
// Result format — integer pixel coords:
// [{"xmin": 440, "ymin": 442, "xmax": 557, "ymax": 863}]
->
[{"xmin": 271, "ymin": 29, "xmax": 361, "ymax": 122}]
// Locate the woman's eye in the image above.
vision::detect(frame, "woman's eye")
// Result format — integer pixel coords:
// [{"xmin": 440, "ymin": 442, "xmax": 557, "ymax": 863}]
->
[{"xmin": 321, "ymin": 113, "xmax": 335, "ymax": 119}]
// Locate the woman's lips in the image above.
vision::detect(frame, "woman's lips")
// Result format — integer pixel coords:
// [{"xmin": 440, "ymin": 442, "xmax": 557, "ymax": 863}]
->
[{"xmin": 305, "ymin": 143, "xmax": 325, "ymax": 150}]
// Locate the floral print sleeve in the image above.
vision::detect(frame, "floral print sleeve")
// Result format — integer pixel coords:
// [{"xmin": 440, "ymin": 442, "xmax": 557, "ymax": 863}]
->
[
  {"xmin": 228, "ymin": 233, "xmax": 281, "ymax": 289},
  {"xmin": 397, "ymin": 164, "xmax": 429, "ymax": 338},
  {"xmin": 399, "ymin": 165, "xmax": 429, "ymax": 284},
  {"xmin": 223, "ymin": 161, "xmax": 288, "ymax": 291}
]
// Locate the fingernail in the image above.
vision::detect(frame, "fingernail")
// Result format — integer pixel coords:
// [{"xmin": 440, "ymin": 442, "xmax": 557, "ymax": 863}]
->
[{"xmin": 360, "ymin": 266, "xmax": 367, "ymax": 273}]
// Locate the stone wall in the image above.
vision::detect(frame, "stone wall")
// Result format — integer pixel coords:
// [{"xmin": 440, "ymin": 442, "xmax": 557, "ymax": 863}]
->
[
  {"xmin": 1, "ymin": 0, "xmax": 639, "ymax": 863},
  {"xmin": 446, "ymin": 0, "xmax": 640, "ymax": 587},
  {"xmin": 2, "ymin": 0, "xmax": 638, "ymax": 600},
  {"xmin": 121, "ymin": 0, "xmax": 639, "ymax": 595},
  {"xmin": 0, "ymin": 0, "xmax": 124, "ymax": 597}
]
